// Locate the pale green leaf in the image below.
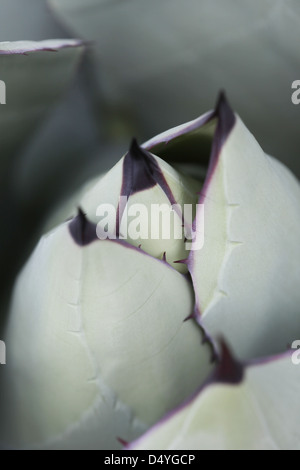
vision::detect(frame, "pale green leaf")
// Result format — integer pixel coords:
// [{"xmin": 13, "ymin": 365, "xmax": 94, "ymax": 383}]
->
[
  {"xmin": 0, "ymin": 218, "xmax": 212, "ymax": 449},
  {"xmin": 129, "ymin": 350, "xmax": 300, "ymax": 450}
]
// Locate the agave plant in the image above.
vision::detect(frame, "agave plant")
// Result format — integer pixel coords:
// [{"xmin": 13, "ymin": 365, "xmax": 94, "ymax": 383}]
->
[
  {"xmin": 0, "ymin": 0, "xmax": 300, "ymax": 452},
  {"xmin": 1, "ymin": 90, "xmax": 299, "ymax": 450}
]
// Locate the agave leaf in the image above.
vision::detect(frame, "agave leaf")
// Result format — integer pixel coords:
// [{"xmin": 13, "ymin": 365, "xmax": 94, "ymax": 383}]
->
[
  {"xmin": 187, "ymin": 94, "xmax": 300, "ymax": 359},
  {"xmin": 0, "ymin": 39, "xmax": 84, "ymax": 169},
  {"xmin": 0, "ymin": 213, "xmax": 213, "ymax": 449},
  {"xmin": 128, "ymin": 342, "xmax": 300, "ymax": 450}
]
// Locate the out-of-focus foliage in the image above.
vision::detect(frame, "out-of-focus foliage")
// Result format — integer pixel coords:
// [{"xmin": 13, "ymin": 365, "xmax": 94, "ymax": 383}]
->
[{"xmin": 49, "ymin": 0, "xmax": 300, "ymax": 177}]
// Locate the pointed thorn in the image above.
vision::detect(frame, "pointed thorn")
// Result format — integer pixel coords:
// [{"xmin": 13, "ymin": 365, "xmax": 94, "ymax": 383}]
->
[
  {"xmin": 215, "ymin": 89, "xmax": 235, "ymax": 123},
  {"xmin": 215, "ymin": 90, "xmax": 228, "ymax": 111},
  {"xmin": 77, "ymin": 206, "xmax": 86, "ymax": 219},
  {"xmin": 129, "ymin": 137, "xmax": 149, "ymax": 161},
  {"xmin": 117, "ymin": 438, "xmax": 128, "ymax": 447},
  {"xmin": 162, "ymin": 251, "xmax": 167, "ymax": 263},
  {"xmin": 174, "ymin": 258, "xmax": 188, "ymax": 265},
  {"xmin": 184, "ymin": 313, "xmax": 195, "ymax": 322}
]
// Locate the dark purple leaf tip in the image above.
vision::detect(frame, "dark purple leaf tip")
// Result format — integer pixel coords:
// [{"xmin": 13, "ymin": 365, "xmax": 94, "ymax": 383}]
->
[
  {"xmin": 212, "ymin": 339, "xmax": 244, "ymax": 385},
  {"xmin": 196, "ymin": 91, "xmax": 236, "ymax": 211},
  {"xmin": 69, "ymin": 208, "xmax": 98, "ymax": 246},
  {"xmin": 215, "ymin": 90, "xmax": 228, "ymax": 111},
  {"xmin": 122, "ymin": 139, "xmax": 177, "ymax": 205},
  {"xmin": 117, "ymin": 139, "xmax": 179, "ymax": 235},
  {"xmin": 214, "ymin": 91, "xmax": 236, "ymax": 152},
  {"xmin": 122, "ymin": 138, "xmax": 160, "ymax": 195}
]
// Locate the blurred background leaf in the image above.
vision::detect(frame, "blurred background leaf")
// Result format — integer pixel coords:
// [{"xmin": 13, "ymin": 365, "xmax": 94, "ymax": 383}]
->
[
  {"xmin": 0, "ymin": 0, "xmax": 65, "ymax": 41},
  {"xmin": 49, "ymin": 0, "xmax": 300, "ymax": 177},
  {"xmin": 0, "ymin": 40, "xmax": 89, "ymax": 307}
]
